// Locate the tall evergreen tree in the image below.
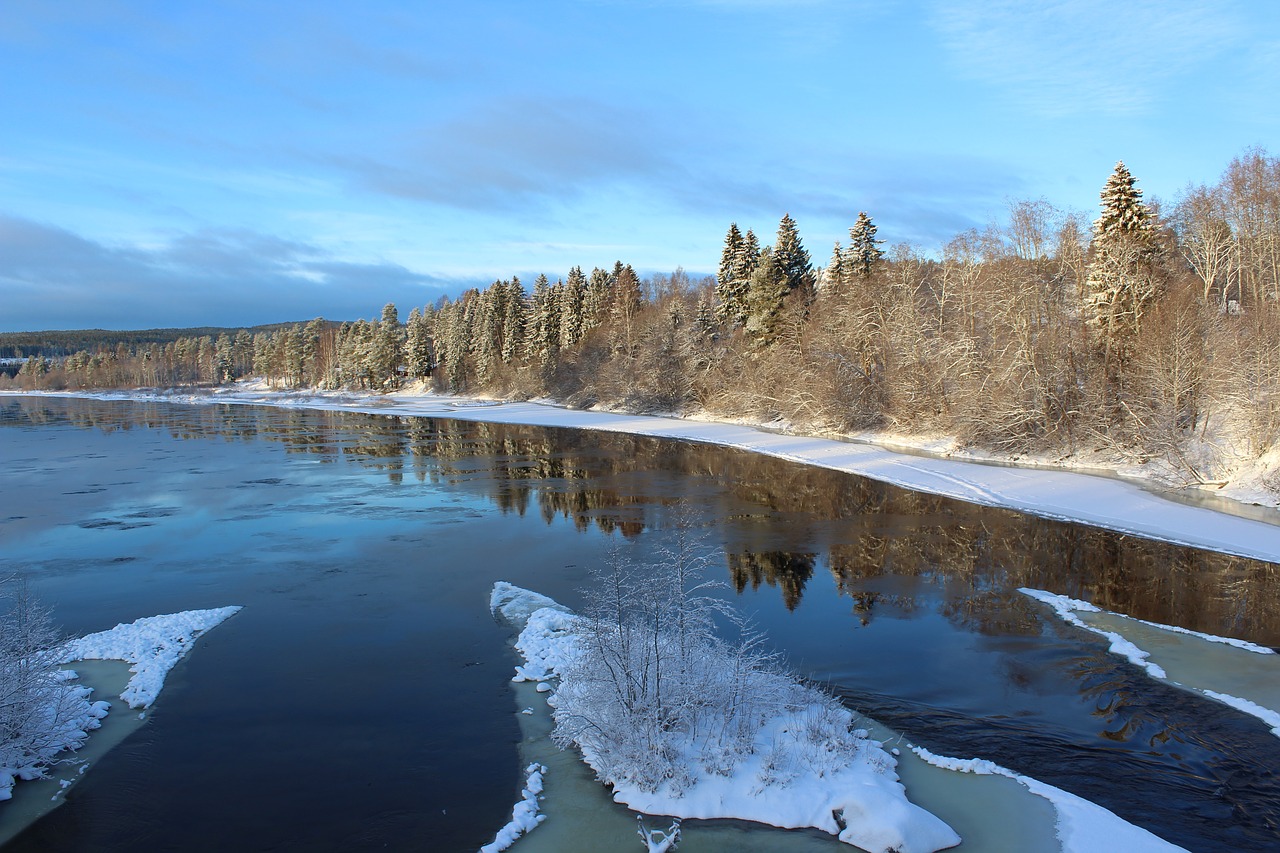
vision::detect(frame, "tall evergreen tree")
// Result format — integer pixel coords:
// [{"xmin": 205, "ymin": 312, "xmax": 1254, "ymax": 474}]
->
[
  {"xmin": 823, "ymin": 241, "xmax": 846, "ymax": 293},
  {"xmin": 372, "ymin": 303, "xmax": 404, "ymax": 390},
  {"xmin": 501, "ymin": 277, "xmax": 527, "ymax": 364},
  {"xmin": 718, "ymin": 223, "xmax": 744, "ymax": 293},
  {"xmin": 845, "ymin": 212, "xmax": 885, "ymax": 280},
  {"xmin": 1085, "ymin": 161, "xmax": 1161, "ymax": 365},
  {"xmin": 744, "ymin": 247, "xmax": 789, "ymax": 344},
  {"xmin": 772, "ymin": 213, "xmax": 813, "ymax": 295},
  {"xmin": 405, "ymin": 306, "xmax": 434, "ymax": 381},
  {"xmin": 560, "ymin": 266, "xmax": 587, "ymax": 349}
]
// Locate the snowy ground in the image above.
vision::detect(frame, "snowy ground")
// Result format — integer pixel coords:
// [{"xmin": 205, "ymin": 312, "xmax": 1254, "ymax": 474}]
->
[
  {"xmin": 491, "ymin": 582, "xmax": 961, "ymax": 853},
  {"xmin": 0, "ymin": 607, "xmax": 240, "ymax": 803},
  {"xmin": 490, "ymin": 582, "xmax": 1187, "ymax": 853},
  {"xmin": 10, "ymin": 386, "xmax": 1278, "ymax": 565}
]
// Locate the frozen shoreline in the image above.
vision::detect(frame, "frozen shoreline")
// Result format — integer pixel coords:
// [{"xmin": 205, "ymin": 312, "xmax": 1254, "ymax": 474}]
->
[
  {"xmin": 491, "ymin": 582, "xmax": 1187, "ymax": 853},
  {"xmin": 0, "ymin": 608, "xmax": 240, "ymax": 804},
  {"xmin": 9, "ymin": 387, "xmax": 1279, "ymax": 565}
]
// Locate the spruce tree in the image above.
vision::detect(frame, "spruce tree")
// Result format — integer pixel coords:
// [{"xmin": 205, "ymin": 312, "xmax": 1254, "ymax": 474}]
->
[
  {"xmin": 845, "ymin": 212, "xmax": 885, "ymax": 280},
  {"xmin": 1085, "ymin": 161, "xmax": 1161, "ymax": 365},
  {"xmin": 560, "ymin": 266, "xmax": 587, "ymax": 348},
  {"xmin": 823, "ymin": 241, "xmax": 846, "ymax": 293},
  {"xmin": 772, "ymin": 213, "xmax": 812, "ymax": 295},
  {"xmin": 718, "ymin": 223, "xmax": 744, "ymax": 297},
  {"xmin": 405, "ymin": 307, "xmax": 434, "ymax": 381},
  {"xmin": 744, "ymin": 247, "xmax": 789, "ymax": 344},
  {"xmin": 716, "ymin": 224, "xmax": 752, "ymax": 328},
  {"xmin": 501, "ymin": 277, "xmax": 527, "ymax": 364},
  {"xmin": 372, "ymin": 303, "xmax": 404, "ymax": 390}
]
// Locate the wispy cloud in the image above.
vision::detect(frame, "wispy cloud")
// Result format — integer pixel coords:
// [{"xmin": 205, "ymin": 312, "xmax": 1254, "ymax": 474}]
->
[
  {"xmin": 328, "ymin": 95, "xmax": 672, "ymax": 212},
  {"xmin": 0, "ymin": 216, "xmax": 461, "ymax": 331},
  {"xmin": 930, "ymin": 0, "xmax": 1242, "ymax": 117}
]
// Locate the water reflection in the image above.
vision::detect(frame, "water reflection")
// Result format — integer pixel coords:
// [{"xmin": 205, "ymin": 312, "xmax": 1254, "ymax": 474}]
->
[{"xmin": 6, "ymin": 395, "xmax": 1274, "ymax": 647}]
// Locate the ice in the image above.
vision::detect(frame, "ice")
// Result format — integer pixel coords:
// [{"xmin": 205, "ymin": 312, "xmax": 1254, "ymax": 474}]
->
[
  {"xmin": 1022, "ymin": 588, "xmax": 1280, "ymax": 738},
  {"xmin": 478, "ymin": 763, "xmax": 547, "ymax": 853},
  {"xmin": 911, "ymin": 747, "xmax": 1187, "ymax": 853},
  {"xmin": 61, "ymin": 606, "xmax": 243, "ymax": 708},
  {"xmin": 493, "ymin": 582, "xmax": 961, "ymax": 853}
]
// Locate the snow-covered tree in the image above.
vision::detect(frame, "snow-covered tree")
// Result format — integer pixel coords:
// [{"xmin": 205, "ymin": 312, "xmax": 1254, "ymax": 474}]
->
[
  {"xmin": 716, "ymin": 223, "xmax": 751, "ymax": 328},
  {"xmin": 743, "ymin": 248, "xmax": 789, "ymax": 344},
  {"xmin": 845, "ymin": 212, "xmax": 885, "ymax": 280},
  {"xmin": 772, "ymin": 213, "xmax": 812, "ymax": 296},
  {"xmin": 371, "ymin": 303, "xmax": 404, "ymax": 390},
  {"xmin": 0, "ymin": 580, "xmax": 96, "ymax": 791},
  {"xmin": 560, "ymin": 266, "xmax": 588, "ymax": 349},
  {"xmin": 405, "ymin": 307, "xmax": 435, "ymax": 381},
  {"xmin": 1085, "ymin": 161, "xmax": 1161, "ymax": 365}
]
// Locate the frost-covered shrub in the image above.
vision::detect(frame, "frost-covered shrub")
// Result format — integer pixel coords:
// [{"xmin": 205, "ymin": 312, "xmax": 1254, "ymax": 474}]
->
[
  {"xmin": 0, "ymin": 580, "xmax": 102, "ymax": 799},
  {"xmin": 546, "ymin": 528, "xmax": 869, "ymax": 798}
]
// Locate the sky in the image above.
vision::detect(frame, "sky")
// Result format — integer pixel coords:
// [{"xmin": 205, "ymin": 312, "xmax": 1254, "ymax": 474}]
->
[{"xmin": 1, "ymin": 0, "xmax": 1277, "ymax": 332}]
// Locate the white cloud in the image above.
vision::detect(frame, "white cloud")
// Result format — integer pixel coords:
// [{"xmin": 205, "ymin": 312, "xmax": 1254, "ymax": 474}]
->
[{"xmin": 930, "ymin": 0, "xmax": 1243, "ymax": 117}]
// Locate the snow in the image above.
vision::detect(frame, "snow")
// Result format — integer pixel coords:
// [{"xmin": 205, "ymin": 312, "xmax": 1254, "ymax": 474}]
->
[
  {"xmin": 1199, "ymin": 691, "xmax": 1280, "ymax": 737},
  {"xmin": 1021, "ymin": 588, "xmax": 1280, "ymax": 738},
  {"xmin": 1017, "ymin": 588, "xmax": 1167, "ymax": 678},
  {"xmin": 16, "ymin": 388, "xmax": 1280, "ymax": 565},
  {"xmin": 910, "ymin": 747, "xmax": 1187, "ymax": 853},
  {"xmin": 1, "ymin": 607, "xmax": 239, "ymax": 802},
  {"xmin": 479, "ymin": 762, "xmax": 547, "ymax": 853},
  {"xmin": 492, "ymin": 582, "xmax": 961, "ymax": 853},
  {"xmin": 61, "ymin": 606, "xmax": 242, "ymax": 709}
]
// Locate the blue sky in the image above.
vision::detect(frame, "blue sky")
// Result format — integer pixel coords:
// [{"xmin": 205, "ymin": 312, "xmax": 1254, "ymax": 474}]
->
[{"xmin": 1, "ymin": 0, "xmax": 1277, "ymax": 332}]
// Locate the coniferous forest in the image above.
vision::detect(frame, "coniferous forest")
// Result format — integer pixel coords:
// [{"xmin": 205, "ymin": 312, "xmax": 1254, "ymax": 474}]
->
[{"xmin": 7, "ymin": 149, "xmax": 1280, "ymax": 488}]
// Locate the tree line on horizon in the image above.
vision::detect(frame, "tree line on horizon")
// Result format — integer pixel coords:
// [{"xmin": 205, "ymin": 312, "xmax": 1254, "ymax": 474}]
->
[{"xmin": 7, "ymin": 146, "xmax": 1280, "ymax": 484}]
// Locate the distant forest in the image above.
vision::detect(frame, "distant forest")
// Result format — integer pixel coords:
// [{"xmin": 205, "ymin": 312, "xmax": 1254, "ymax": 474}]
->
[{"xmin": 6, "ymin": 147, "xmax": 1279, "ymax": 486}]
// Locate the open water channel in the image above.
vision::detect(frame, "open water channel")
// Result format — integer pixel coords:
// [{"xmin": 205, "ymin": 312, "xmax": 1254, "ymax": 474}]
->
[{"xmin": 1, "ymin": 396, "xmax": 1279, "ymax": 851}]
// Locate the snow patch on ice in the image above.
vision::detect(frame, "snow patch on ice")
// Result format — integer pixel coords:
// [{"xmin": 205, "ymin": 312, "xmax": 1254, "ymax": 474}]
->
[
  {"xmin": 1200, "ymin": 691, "xmax": 1280, "ymax": 737},
  {"xmin": 61, "ymin": 606, "xmax": 242, "ymax": 709},
  {"xmin": 911, "ymin": 747, "xmax": 1187, "ymax": 853},
  {"xmin": 1130, "ymin": 618, "xmax": 1276, "ymax": 655},
  {"xmin": 1021, "ymin": 589, "xmax": 1280, "ymax": 738},
  {"xmin": 1018, "ymin": 589, "xmax": 1166, "ymax": 678},
  {"xmin": 479, "ymin": 762, "xmax": 547, "ymax": 853}
]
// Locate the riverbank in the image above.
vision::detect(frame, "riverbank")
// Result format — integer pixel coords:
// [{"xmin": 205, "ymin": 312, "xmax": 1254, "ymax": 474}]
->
[{"xmin": 7, "ymin": 385, "xmax": 1279, "ymax": 567}]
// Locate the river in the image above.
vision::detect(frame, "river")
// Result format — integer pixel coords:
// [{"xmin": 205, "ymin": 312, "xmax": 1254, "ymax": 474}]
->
[{"xmin": 1, "ymin": 396, "xmax": 1278, "ymax": 851}]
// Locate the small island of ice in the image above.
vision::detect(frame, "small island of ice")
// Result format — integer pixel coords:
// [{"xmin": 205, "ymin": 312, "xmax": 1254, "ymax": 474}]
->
[
  {"xmin": 490, "ymin": 580, "xmax": 959, "ymax": 853},
  {"xmin": 0, "ymin": 604, "xmax": 241, "ymax": 801}
]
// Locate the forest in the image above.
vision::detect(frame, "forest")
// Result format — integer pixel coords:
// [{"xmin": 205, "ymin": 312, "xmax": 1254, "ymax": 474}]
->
[{"xmin": 6, "ymin": 147, "xmax": 1279, "ymax": 490}]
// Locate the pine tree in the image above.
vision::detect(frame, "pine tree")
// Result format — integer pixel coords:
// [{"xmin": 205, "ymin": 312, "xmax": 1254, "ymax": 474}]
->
[
  {"xmin": 1085, "ymin": 161, "xmax": 1161, "ymax": 365},
  {"xmin": 772, "ymin": 213, "xmax": 812, "ymax": 295},
  {"xmin": 822, "ymin": 241, "xmax": 846, "ymax": 293},
  {"xmin": 501, "ymin": 277, "xmax": 527, "ymax": 364},
  {"xmin": 560, "ymin": 266, "xmax": 587, "ymax": 349},
  {"xmin": 845, "ymin": 212, "xmax": 885, "ymax": 280},
  {"xmin": 744, "ymin": 247, "xmax": 789, "ymax": 344},
  {"xmin": 372, "ymin": 303, "xmax": 404, "ymax": 390},
  {"xmin": 585, "ymin": 267, "xmax": 612, "ymax": 330},
  {"xmin": 718, "ymin": 223, "xmax": 744, "ymax": 293},
  {"xmin": 740, "ymin": 229, "xmax": 761, "ymax": 274},
  {"xmin": 716, "ymin": 223, "xmax": 753, "ymax": 328},
  {"xmin": 214, "ymin": 334, "xmax": 235, "ymax": 383},
  {"xmin": 405, "ymin": 307, "xmax": 435, "ymax": 381},
  {"xmin": 528, "ymin": 274, "xmax": 560, "ymax": 368}
]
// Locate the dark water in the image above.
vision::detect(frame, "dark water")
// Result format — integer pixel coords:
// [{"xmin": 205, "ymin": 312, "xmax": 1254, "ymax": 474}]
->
[{"xmin": 2, "ymin": 396, "xmax": 1279, "ymax": 852}]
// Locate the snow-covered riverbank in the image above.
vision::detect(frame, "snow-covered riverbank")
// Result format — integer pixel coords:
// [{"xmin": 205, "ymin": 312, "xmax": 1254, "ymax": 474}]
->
[{"xmin": 10, "ymin": 386, "xmax": 1278, "ymax": 566}]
